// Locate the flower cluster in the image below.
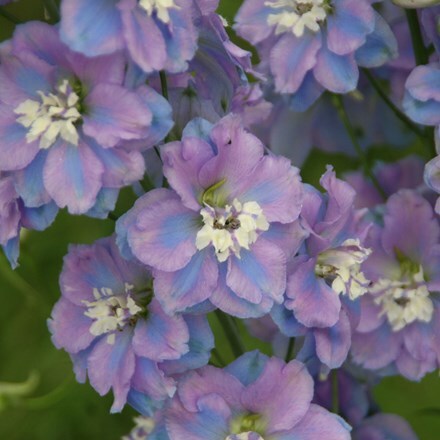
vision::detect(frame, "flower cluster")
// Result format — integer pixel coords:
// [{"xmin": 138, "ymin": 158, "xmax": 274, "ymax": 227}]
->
[{"xmin": 1, "ymin": 0, "xmax": 440, "ymax": 438}]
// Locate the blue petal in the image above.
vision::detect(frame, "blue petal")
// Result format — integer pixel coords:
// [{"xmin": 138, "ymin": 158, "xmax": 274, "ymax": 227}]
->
[
  {"xmin": 3, "ymin": 236, "xmax": 19, "ymax": 269},
  {"xmin": 356, "ymin": 12, "xmax": 398, "ymax": 68},
  {"xmin": 14, "ymin": 150, "xmax": 49, "ymax": 207},
  {"xmin": 85, "ymin": 188, "xmax": 119, "ymax": 219},
  {"xmin": 225, "ymin": 350, "xmax": 268, "ymax": 386},
  {"xmin": 21, "ymin": 202, "xmax": 58, "ymax": 231},
  {"xmin": 60, "ymin": 0, "xmax": 124, "ymax": 57}
]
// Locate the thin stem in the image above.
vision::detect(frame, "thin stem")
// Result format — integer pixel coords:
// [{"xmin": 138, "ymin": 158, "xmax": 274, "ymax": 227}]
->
[
  {"xmin": 42, "ymin": 0, "xmax": 60, "ymax": 22},
  {"xmin": 26, "ymin": 378, "xmax": 72, "ymax": 410},
  {"xmin": 211, "ymin": 348, "xmax": 226, "ymax": 368},
  {"xmin": 154, "ymin": 146, "xmax": 163, "ymax": 165},
  {"xmin": 331, "ymin": 94, "xmax": 387, "ymax": 200},
  {"xmin": 285, "ymin": 337, "xmax": 295, "ymax": 362},
  {"xmin": 0, "ymin": 6, "xmax": 21, "ymax": 24},
  {"xmin": 331, "ymin": 370, "xmax": 339, "ymax": 414},
  {"xmin": 159, "ymin": 70, "xmax": 169, "ymax": 100},
  {"xmin": 107, "ymin": 212, "xmax": 119, "ymax": 222},
  {"xmin": 215, "ymin": 310, "xmax": 245, "ymax": 358},
  {"xmin": 405, "ymin": 9, "xmax": 429, "ymax": 66},
  {"xmin": 0, "ymin": 256, "xmax": 40, "ymax": 302},
  {"xmin": 363, "ymin": 69, "xmax": 426, "ymax": 139}
]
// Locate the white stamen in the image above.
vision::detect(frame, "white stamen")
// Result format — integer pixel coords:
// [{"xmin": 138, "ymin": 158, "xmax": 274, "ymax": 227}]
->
[
  {"xmin": 14, "ymin": 79, "xmax": 81, "ymax": 149},
  {"xmin": 315, "ymin": 239, "xmax": 372, "ymax": 300},
  {"xmin": 264, "ymin": 0, "xmax": 328, "ymax": 37},
  {"xmin": 226, "ymin": 433, "xmax": 265, "ymax": 440},
  {"xmin": 373, "ymin": 266, "xmax": 434, "ymax": 331},
  {"xmin": 138, "ymin": 0, "xmax": 180, "ymax": 23},
  {"xmin": 83, "ymin": 285, "xmax": 142, "ymax": 344},
  {"xmin": 122, "ymin": 416, "xmax": 155, "ymax": 440},
  {"xmin": 196, "ymin": 199, "xmax": 269, "ymax": 263}
]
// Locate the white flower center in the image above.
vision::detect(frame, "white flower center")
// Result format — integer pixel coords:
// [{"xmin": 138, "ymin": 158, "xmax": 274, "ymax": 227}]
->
[
  {"xmin": 196, "ymin": 199, "xmax": 269, "ymax": 263},
  {"xmin": 264, "ymin": 0, "xmax": 329, "ymax": 37},
  {"xmin": 82, "ymin": 283, "xmax": 143, "ymax": 345},
  {"xmin": 315, "ymin": 239, "xmax": 372, "ymax": 300},
  {"xmin": 373, "ymin": 266, "xmax": 434, "ymax": 331},
  {"xmin": 226, "ymin": 433, "xmax": 265, "ymax": 440},
  {"xmin": 122, "ymin": 416, "xmax": 155, "ymax": 440},
  {"xmin": 14, "ymin": 79, "xmax": 81, "ymax": 150},
  {"xmin": 138, "ymin": 0, "xmax": 180, "ymax": 23}
]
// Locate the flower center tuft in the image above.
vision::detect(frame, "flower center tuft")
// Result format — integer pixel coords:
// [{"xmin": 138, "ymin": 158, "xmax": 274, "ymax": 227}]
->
[
  {"xmin": 14, "ymin": 79, "xmax": 82, "ymax": 149},
  {"xmin": 82, "ymin": 283, "xmax": 144, "ymax": 345},
  {"xmin": 264, "ymin": 0, "xmax": 331, "ymax": 37},
  {"xmin": 138, "ymin": 0, "xmax": 180, "ymax": 23},
  {"xmin": 373, "ymin": 265, "xmax": 434, "ymax": 331},
  {"xmin": 227, "ymin": 413, "xmax": 267, "ymax": 440},
  {"xmin": 315, "ymin": 239, "xmax": 372, "ymax": 300},
  {"xmin": 196, "ymin": 199, "xmax": 269, "ymax": 263}
]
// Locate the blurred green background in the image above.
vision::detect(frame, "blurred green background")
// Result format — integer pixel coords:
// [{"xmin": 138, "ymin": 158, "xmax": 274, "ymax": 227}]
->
[{"xmin": 0, "ymin": 1, "xmax": 439, "ymax": 439}]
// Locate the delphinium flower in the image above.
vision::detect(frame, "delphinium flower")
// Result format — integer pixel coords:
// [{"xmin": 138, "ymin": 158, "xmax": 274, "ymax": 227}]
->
[
  {"xmin": 160, "ymin": 351, "xmax": 351, "ymax": 439},
  {"xmin": 234, "ymin": 0, "xmax": 397, "ymax": 110},
  {"xmin": 314, "ymin": 368, "xmax": 419, "ymax": 440},
  {"xmin": 351, "ymin": 190, "xmax": 440, "ymax": 380},
  {"xmin": 354, "ymin": 414, "xmax": 419, "ymax": 440},
  {"xmin": 155, "ymin": 8, "xmax": 272, "ymax": 138},
  {"xmin": 268, "ymin": 84, "xmax": 416, "ymax": 167},
  {"xmin": 117, "ymin": 114, "xmax": 304, "ymax": 318},
  {"xmin": 48, "ymin": 236, "xmax": 214, "ymax": 413},
  {"xmin": 403, "ymin": 63, "xmax": 440, "ymax": 212},
  {"xmin": 0, "ymin": 172, "xmax": 58, "ymax": 267},
  {"xmin": 344, "ymin": 155, "xmax": 428, "ymax": 209},
  {"xmin": 382, "ymin": 6, "xmax": 416, "ymax": 102},
  {"xmin": 421, "ymin": 6, "xmax": 440, "ymax": 55},
  {"xmin": 60, "ymin": 0, "xmax": 198, "ymax": 73},
  {"xmin": 272, "ymin": 167, "xmax": 372, "ymax": 370},
  {"xmin": 0, "ymin": 21, "xmax": 172, "ymax": 216},
  {"xmin": 403, "ymin": 63, "xmax": 440, "ymax": 138}
]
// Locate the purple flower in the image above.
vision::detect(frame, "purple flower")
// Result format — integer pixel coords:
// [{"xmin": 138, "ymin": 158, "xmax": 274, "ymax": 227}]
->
[
  {"xmin": 314, "ymin": 368, "xmax": 419, "ymax": 440},
  {"xmin": 344, "ymin": 155, "xmax": 428, "ymax": 209},
  {"xmin": 421, "ymin": 6, "xmax": 440, "ymax": 55},
  {"xmin": 150, "ymin": 10, "xmax": 272, "ymax": 138},
  {"xmin": 164, "ymin": 351, "xmax": 351, "ymax": 439},
  {"xmin": 0, "ymin": 22, "xmax": 172, "ymax": 215},
  {"xmin": 403, "ymin": 64, "xmax": 440, "ymax": 211},
  {"xmin": 0, "ymin": 172, "xmax": 58, "ymax": 268},
  {"xmin": 351, "ymin": 190, "xmax": 440, "ymax": 380},
  {"xmin": 234, "ymin": 0, "xmax": 397, "ymax": 109},
  {"xmin": 117, "ymin": 115, "xmax": 304, "ymax": 318},
  {"xmin": 314, "ymin": 368, "xmax": 371, "ymax": 428},
  {"xmin": 404, "ymin": 63, "xmax": 440, "ymax": 130},
  {"xmin": 60, "ymin": 0, "xmax": 199, "ymax": 73},
  {"xmin": 269, "ymin": 81, "xmax": 416, "ymax": 166},
  {"xmin": 272, "ymin": 168, "xmax": 372, "ymax": 369},
  {"xmin": 48, "ymin": 236, "xmax": 213, "ymax": 412},
  {"xmin": 353, "ymin": 414, "xmax": 418, "ymax": 440}
]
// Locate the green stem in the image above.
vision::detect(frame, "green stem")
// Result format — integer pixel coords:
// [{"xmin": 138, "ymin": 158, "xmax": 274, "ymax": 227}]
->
[
  {"xmin": 159, "ymin": 70, "xmax": 169, "ymax": 100},
  {"xmin": 215, "ymin": 310, "xmax": 245, "ymax": 358},
  {"xmin": 42, "ymin": 0, "xmax": 60, "ymax": 22},
  {"xmin": 211, "ymin": 348, "xmax": 226, "ymax": 368},
  {"xmin": 331, "ymin": 370, "xmax": 339, "ymax": 414},
  {"xmin": 107, "ymin": 212, "xmax": 119, "ymax": 222},
  {"xmin": 284, "ymin": 338, "xmax": 295, "ymax": 362},
  {"xmin": 363, "ymin": 69, "xmax": 426, "ymax": 139},
  {"xmin": 25, "ymin": 378, "xmax": 72, "ymax": 410},
  {"xmin": 405, "ymin": 9, "xmax": 429, "ymax": 66},
  {"xmin": 0, "ymin": 6, "xmax": 21, "ymax": 24},
  {"xmin": 0, "ymin": 256, "xmax": 39, "ymax": 303},
  {"xmin": 331, "ymin": 94, "xmax": 387, "ymax": 200}
]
